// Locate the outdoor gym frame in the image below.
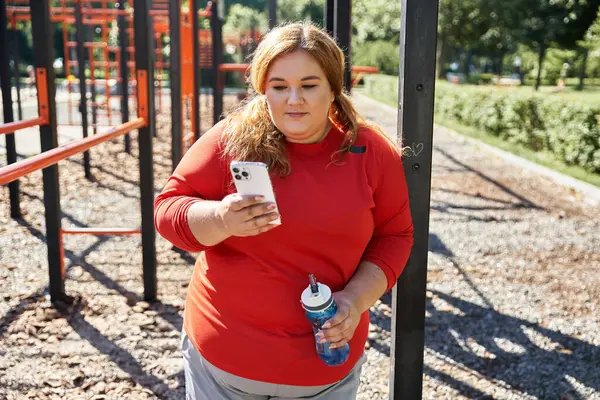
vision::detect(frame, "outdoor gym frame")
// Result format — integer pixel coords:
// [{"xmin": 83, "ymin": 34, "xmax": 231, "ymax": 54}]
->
[
  {"xmin": 1, "ymin": 0, "xmax": 440, "ymax": 398},
  {"xmin": 0, "ymin": 0, "xmax": 157, "ymax": 302}
]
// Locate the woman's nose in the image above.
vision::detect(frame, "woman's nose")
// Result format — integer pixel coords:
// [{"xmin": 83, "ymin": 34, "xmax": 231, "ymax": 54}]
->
[{"xmin": 288, "ymin": 88, "xmax": 303, "ymax": 105}]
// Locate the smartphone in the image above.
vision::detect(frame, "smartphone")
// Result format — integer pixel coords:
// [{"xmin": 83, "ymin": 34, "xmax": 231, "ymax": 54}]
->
[{"xmin": 230, "ymin": 161, "xmax": 281, "ymax": 225}]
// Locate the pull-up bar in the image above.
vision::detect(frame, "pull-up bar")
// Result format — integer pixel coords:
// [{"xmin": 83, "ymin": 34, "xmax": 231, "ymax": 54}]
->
[
  {"xmin": 0, "ymin": 117, "xmax": 46, "ymax": 135},
  {"xmin": 0, "ymin": 118, "xmax": 145, "ymax": 185}
]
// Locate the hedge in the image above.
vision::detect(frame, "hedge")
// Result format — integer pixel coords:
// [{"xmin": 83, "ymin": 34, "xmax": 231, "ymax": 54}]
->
[{"xmin": 363, "ymin": 74, "xmax": 600, "ymax": 173}]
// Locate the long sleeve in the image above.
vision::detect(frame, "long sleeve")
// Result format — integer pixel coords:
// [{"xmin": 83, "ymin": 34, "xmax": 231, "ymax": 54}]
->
[
  {"xmin": 154, "ymin": 123, "xmax": 228, "ymax": 252},
  {"xmin": 362, "ymin": 135, "xmax": 414, "ymax": 292}
]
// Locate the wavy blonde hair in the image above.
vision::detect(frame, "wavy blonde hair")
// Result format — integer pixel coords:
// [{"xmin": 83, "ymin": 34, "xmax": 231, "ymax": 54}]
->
[{"xmin": 221, "ymin": 21, "xmax": 396, "ymax": 176}]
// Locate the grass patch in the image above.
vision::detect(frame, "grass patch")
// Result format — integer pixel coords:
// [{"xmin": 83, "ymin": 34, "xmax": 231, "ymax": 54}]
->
[
  {"xmin": 435, "ymin": 80, "xmax": 600, "ymax": 105},
  {"xmin": 434, "ymin": 117, "xmax": 600, "ymax": 188},
  {"xmin": 359, "ymin": 83, "xmax": 600, "ymax": 188}
]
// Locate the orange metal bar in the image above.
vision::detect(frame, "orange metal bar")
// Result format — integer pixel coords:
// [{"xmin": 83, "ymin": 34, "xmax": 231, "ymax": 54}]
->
[
  {"xmin": 148, "ymin": 10, "xmax": 168, "ymax": 16},
  {"xmin": 68, "ymin": 60, "xmax": 136, "ymax": 67},
  {"xmin": 58, "ymin": 229, "xmax": 65, "ymax": 280},
  {"xmin": 137, "ymin": 70, "xmax": 148, "ymax": 124},
  {"xmin": 352, "ymin": 66, "xmax": 379, "ymax": 74},
  {"xmin": 0, "ymin": 117, "xmax": 45, "ymax": 135},
  {"xmin": 66, "ymin": 41, "xmax": 109, "ymax": 48},
  {"xmin": 219, "ymin": 63, "xmax": 250, "ymax": 72},
  {"xmin": 36, "ymin": 68, "xmax": 50, "ymax": 123},
  {"xmin": 0, "ymin": 118, "xmax": 145, "ymax": 185},
  {"xmin": 61, "ymin": 228, "xmax": 141, "ymax": 235}
]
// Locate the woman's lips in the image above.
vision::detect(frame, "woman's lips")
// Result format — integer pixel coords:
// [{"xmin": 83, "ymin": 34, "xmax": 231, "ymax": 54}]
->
[{"xmin": 286, "ymin": 112, "xmax": 308, "ymax": 118}]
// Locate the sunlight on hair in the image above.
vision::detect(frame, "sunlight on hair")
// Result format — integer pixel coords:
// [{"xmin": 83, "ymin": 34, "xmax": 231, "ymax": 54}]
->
[{"xmin": 220, "ymin": 21, "xmax": 401, "ymax": 177}]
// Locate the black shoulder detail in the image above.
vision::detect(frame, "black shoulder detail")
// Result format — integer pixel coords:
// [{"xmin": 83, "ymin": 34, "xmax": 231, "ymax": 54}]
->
[{"xmin": 349, "ymin": 145, "xmax": 367, "ymax": 154}]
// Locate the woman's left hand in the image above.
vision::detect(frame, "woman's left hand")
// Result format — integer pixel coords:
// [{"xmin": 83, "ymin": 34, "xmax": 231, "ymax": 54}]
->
[{"xmin": 317, "ymin": 291, "xmax": 362, "ymax": 349}]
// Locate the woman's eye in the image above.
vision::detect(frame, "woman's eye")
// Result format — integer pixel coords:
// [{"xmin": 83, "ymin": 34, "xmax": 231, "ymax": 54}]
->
[
  {"xmin": 273, "ymin": 86, "xmax": 287, "ymax": 91},
  {"xmin": 303, "ymin": 85, "xmax": 317, "ymax": 89}
]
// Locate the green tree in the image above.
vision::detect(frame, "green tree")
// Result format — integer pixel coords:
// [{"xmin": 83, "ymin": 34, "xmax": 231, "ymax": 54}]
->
[
  {"xmin": 577, "ymin": 8, "xmax": 600, "ymax": 89},
  {"xmin": 353, "ymin": 0, "xmax": 401, "ymax": 44},
  {"xmin": 224, "ymin": 4, "xmax": 268, "ymax": 33},
  {"xmin": 276, "ymin": 0, "xmax": 323, "ymax": 25},
  {"xmin": 518, "ymin": 0, "xmax": 599, "ymax": 90}
]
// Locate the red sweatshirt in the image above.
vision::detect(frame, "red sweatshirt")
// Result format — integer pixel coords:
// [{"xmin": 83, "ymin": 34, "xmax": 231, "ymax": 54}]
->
[{"xmin": 154, "ymin": 120, "xmax": 414, "ymax": 386}]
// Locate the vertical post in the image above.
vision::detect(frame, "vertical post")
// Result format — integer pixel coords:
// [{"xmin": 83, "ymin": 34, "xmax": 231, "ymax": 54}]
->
[
  {"xmin": 118, "ymin": 0, "xmax": 131, "ymax": 153},
  {"xmin": 31, "ymin": 0, "xmax": 65, "ymax": 302},
  {"xmin": 324, "ymin": 0, "xmax": 334, "ymax": 36},
  {"xmin": 75, "ymin": 0, "xmax": 92, "ymax": 179},
  {"xmin": 169, "ymin": 0, "xmax": 182, "ymax": 169},
  {"xmin": 11, "ymin": 26, "xmax": 24, "ymax": 121},
  {"xmin": 191, "ymin": 0, "xmax": 200, "ymax": 140},
  {"xmin": 151, "ymin": 33, "xmax": 158, "ymax": 137},
  {"xmin": 211, "ymin": 0, "xmax": 223, "ymax": 124},
  {"xmin": 133, "ymin": 0, "xmax": 157, "ymax": 302},
  {"xmin": 389, "ymin": 0, "xmax": 439, "ymax": 399},
  {"xmin": 0, "ymin": 0, "xmax": 20, "ymax": 218},
  {"xmin": 268, "ymin": 0, "xmax": 277, "ymax": 29},
  {"xmin": 334, "ymin": 0, "xmax": 352, "ymax": 94},
  {"xmin": 87, "ymin": 34, "xmax": 98, "ymax": 138}
]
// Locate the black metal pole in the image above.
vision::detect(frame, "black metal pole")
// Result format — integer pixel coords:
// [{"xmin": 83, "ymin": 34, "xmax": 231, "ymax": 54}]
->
[
  {"xmin": 192, "ymin": 0, "xmax": 201, "ymax": 140},
  {"xmin": 268, "ymin": 0, "xmax": 277, "ymax": 30},
  {"xmin": 11, "ymin": 29, "xmax": 24, "ymax": 121},
  {"xmin": 75, "ymin": 0, "xmax": 92, "ymax": 179},
  {"xmin": 87, "ymin": 27, "xmax": 98, "ymax": 138},
  {"xmin": 118, "ymin": 0, "xmax": 131, "ymax": 153},
  {"xmin": 324, "ymin": 0, "xmax": 334, "ymax": 36},
  {"xmin": 0, "ymin": 0, "xmax": 21, "ymax": 218},
  {"xmin": 152, "ymin": 33, "xmax": 158, "ymax": 138},
  {"xmin": 133, "ymin": 0, "xmax": 157, "ymax": 302},
  {"xmin": 389, "ymin": 0, "xmax": 439, "ymax": 399},
  {"xmin": 333, "ymin": 0, "xmax": 351, "ymax": 94},
  {"xmin": 169, "ymin": 0, "xmax": 182, "ymax": 170},
  {"xmin": 31, "ymin": 0, "xmax": 65, "ymax": 303},
  {"xmin": 211, "ymin": 0, "xmax": 223, "ymax": 124}
]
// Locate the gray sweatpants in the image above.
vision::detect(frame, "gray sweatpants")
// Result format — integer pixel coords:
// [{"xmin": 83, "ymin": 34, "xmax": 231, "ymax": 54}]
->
[{"xmin": 181, "ymin": 329, "xmax": 366, "ymax": 400}]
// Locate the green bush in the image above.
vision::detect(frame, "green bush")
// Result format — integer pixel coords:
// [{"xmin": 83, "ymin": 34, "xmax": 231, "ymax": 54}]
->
[
  {"xmin": 465, "ymin": 73, "xmax": 495, "ymax": 85},
  {"xmin": 362, "ymin": 73, "xmax": 398, "ymax": 108},
  {"xmin": 363, "ymin": 74, "xmax": 600, "ymax": 173},
  {"xmin": 434, "ymin": 84, "xmax": 600, "ymax": 173},
  {"xmin": 352, "ymin": 41, "xmax": 399, "ymax": 76}
]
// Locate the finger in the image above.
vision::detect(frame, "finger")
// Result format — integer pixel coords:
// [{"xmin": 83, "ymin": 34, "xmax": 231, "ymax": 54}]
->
[
  {"xmin": 243, "ymin": 212, "xmax": 280, "ymax": 230},
  {"xmin": 328, "ymin": 339, "xmax": 348, "ymax": 349},
  {"xmin": 322, "ymin": 307, "xmax": 350, "ymax": 329},
  {"xmin": 320, "ymin": 319, "xmax": 353, "ymax": 342},
  {"xmin": 243, "ymin": 202, "xmax": 277, "ymax": 221},
  {"xmin": 243, "ymin": 222, "xmax": 280, "ymax": 236},
  {"xmin": 229, "ymin": 195, "xmax": 265, "ymax": 211}
]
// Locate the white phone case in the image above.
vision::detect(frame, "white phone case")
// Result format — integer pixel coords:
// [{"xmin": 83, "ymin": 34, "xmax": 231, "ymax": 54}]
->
[{"xmin": 230, "ymin": 161, "xmax": 281, "ymax": 225}]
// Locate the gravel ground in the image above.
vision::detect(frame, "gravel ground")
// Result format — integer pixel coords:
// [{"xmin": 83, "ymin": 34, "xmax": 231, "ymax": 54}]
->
[{"xmin": 1, "ymin": 93, "xmax": 599, "ymax": 400}]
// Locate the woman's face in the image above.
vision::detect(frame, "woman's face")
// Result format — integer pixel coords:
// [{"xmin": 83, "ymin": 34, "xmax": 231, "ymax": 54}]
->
[{"xmin": 264, "ymin": 50, "xmax": 335, "ymax": 144}]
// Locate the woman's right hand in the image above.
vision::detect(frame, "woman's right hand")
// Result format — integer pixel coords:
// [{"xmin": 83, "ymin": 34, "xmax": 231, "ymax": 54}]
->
[{"xmin": 215, "ymin": 194, "xmax": 280, "ymax": 237}]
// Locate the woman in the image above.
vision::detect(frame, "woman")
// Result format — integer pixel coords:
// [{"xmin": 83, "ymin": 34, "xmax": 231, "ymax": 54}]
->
[{"xmin": 154, "ymin": 21, "xmax": 414, "ymax": 400}]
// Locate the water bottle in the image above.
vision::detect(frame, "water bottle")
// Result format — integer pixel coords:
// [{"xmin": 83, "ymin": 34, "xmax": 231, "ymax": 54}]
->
[{"xmin": 301, "ymin": 274, "xmax": 350, "ymax": 366}]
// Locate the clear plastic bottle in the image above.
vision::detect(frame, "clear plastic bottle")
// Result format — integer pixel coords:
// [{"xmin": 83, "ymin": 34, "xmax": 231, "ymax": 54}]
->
[{"xmin": 301, "ymin": 274, "xmax": 350, "ymax": 366}]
